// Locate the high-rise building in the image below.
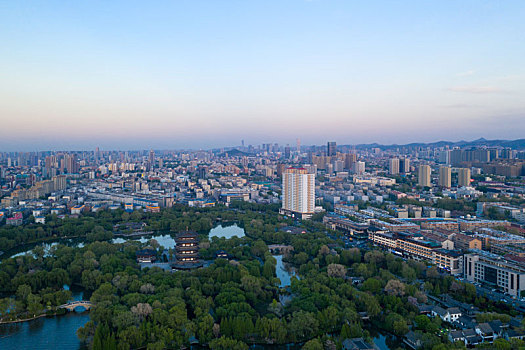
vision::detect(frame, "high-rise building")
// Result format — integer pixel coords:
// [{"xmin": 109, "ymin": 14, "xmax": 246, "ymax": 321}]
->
[
  {"xmin": 389, "ymin": 158, "xmax": 400, "ymax": 175},
  {"xmin": 354, "ymin": 161, "xmax": 365, "ymax": 175},
  {"xmin": 418, "ymin": 165, "xmax": 431, "ymax": 187},
  {"xmin": 64, "ymin": 154, "xmax": 79, "ymax": 174},
  {"xmin": 399, "ymin": 158, "xmax": 410, "ymax": 173},
  {"xmin": 501, "ymin": 148, "xmax": 513, "ymax": 159},
  {"xmin": 438, "ymin": 166, "xmax": 451, "ymax": 188},
  {"xmin": 438, "ymin": 150, "xmax": 450, "ymax": 164},
  {"xmin": 149, "ymin": 150, "xmax": 155, "ymax": 168},
  {"xmin": 281, "ymin": 167, "xmax": 315, "ymax": 219},
  {"xmin": 333, "ymin": 160, "xmax": 344, "ymax": 172},
  {"xmin": 458, "ymin": 168, "xmax": 471, "ymax": 187},
  {"xmin": 345, "ymin": 153, "xmax": 357, "ymax": 170},
  {"xmin": 284, "ymin": 146, "xmax": 291, "ymax": 159},
  {"xmin": 327, "ymin": 142, "xmax": 337, "ymax": 156}
]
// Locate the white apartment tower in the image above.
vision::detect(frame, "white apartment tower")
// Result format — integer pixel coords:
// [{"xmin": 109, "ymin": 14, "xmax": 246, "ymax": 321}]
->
[{"xmin": 281, "ymin": 167, "xmax": 315, "ymax": 219}]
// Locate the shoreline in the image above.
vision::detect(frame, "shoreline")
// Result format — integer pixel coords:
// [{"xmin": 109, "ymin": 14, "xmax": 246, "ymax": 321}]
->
[{"xmin": 0, "ymin": 313, "xmax": 53, "ymax": 325}]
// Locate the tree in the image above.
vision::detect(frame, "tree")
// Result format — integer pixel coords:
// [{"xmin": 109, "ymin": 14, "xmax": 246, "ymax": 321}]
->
[
  {"xmin": 341, "ymin": 248, "xmax": 361, "ymax": 265},
  {"xmin": 492, "ymin": 338, "xmax": 511, "ymax": 350},
  {"xmin": 364, "ymin": 250, "xmax": 384, "ymax": 265},
  {"xmin": 212, "ymin": 323, "xmax": 221, "ymax": 338},
  {"xmin": 362, "ymin": 278, "xmax": 382, "ymax": 294},
  {"xmin": 139, "ymin": 283, "xmax": 155, "ymax": 294},
  {"xmin": 327, "ymin": 264, "xmax": 346, "ymax": 278},
  {"xmin": 302, "ymin": 338, "xmax": 323, "ymax": 350},
  {"xmin": 27, "ymin": 294, "xmax": 42, "ymax": 316},
  {"xmin": 427, "ymin": 266, "xmax": 439, "ymax": 279},
  {"xmin": 209, "ymin": 336, "xmax": 248, "ymax": 350},
  {"xmin": 131, "ymin": 303, "xmax": 152, "ymax": 321},
  {"xmin": 318, "ymin": 245, "xmax": 330, "ymax": 256},
  {"xmin": 384, "ymin": 279, "xmax": 405, "ymax": 296},
  {"xmin": 288, "ymin": 311, "xmax": 319, "ymax": 342},
  {"xmin": 16, "ymin": 284, "xmax": 32, "ymax": 304}
]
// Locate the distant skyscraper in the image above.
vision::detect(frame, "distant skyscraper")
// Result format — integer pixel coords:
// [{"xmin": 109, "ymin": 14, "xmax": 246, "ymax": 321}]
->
[
  {"xmin": 354, "ymin": 161, "xmax": 365, "ymax": 175},
  {"xmin": 327, "ymin": 141, "xmax": 336, "ymax": 156},
  {"xmin": 284, "ymin": 146, "xmax": 291, "ymax": 159},
  {"xmin": 501, "ymin": 148, "xmax": 513, "ymax": 159},
  {"xmin": 438, "ymin": 166, "xmax": 451, "ymax": 188},
  {"xmin": 345, "ymin": 153, "xmax": 357, "ymax": 170},
  {"xmin": 458, "ymin": 168, "xmax": 471, "ymax": 187},
  {"xmin": 418, "ymin": 165, "xmax": 431, "ymax": 187},
  {"xmin": 281, "ymin": 167, "xmax": 315, "ymax": 219},
  {"xmin": 438, "ymin": 150, "xmax": 450, "ymax": 164},
  {"xmin": 149, "ymin": 150, "xmax": 155, "ymax": 168},
  {"xmin": 399, "ymin": 158, "xmax": 410, "ymax": 173},
  {"xmin": 296, "ymin": 138, "xmax": 301, "ymax": 152},
  {"xmin": 64, "ymin": 154, "xmax": 79, "ymax": 173},
  {"xmin": 333, "ymin": 160, "xmax": 344, "ymax": 172},
  {"xmin": 389, "ymin": 158, "xmax": 400, "ymax": 175}
]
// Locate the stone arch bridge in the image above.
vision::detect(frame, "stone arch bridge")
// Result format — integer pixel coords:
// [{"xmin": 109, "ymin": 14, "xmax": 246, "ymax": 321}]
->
[{"xmin": 58, "ymin": 301, "xmax": 94, "ymax": 312}]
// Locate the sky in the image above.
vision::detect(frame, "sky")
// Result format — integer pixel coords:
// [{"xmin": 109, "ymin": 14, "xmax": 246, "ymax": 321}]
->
[{"xmin": 1, "ymin": 0, "xmax": 525, "ymax": 151}]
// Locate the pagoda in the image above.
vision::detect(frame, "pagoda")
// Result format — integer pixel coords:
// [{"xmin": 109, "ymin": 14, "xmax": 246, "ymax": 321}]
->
[{"xmin": 172, "ymin": 231, "xmax": 203, "ymax": 269}]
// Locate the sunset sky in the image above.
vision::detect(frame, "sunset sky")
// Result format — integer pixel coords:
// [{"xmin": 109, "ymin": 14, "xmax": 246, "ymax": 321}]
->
[{"xmin": 1, "ymin": 0, "xmax": 524, "ymax": 150}]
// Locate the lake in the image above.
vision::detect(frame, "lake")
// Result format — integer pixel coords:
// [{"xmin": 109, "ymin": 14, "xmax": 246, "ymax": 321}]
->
[
  {"xmin": 0, "ymin": 289, "xmax": 89, "ymax": 350},
  {"xmin": 274, "ymin": 255, "xmax": 298, "ymax": 288},
  {"xmin": 2, "ymin": 224, "xmax": 247, "ymax": 261},
  {"xmin": 208, "ymin": 224, "xmax": 245, "ymax": 239}
]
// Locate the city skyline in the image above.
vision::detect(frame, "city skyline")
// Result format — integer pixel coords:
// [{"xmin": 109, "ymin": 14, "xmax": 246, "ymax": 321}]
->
[{"xmin": 1, "ymin": 1, "xmax": 525, "ymax": 150}]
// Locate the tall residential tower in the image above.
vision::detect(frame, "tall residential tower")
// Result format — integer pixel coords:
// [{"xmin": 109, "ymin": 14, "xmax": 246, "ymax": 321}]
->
[{"xmin": 280, "ymin": 167, "xmax": 315, "ymax": 219}]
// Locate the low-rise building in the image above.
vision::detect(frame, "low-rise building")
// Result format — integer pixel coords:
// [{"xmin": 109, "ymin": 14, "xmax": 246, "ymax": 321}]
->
[
  {"xmin": 464, "ymin": 251, "xmax": 525, "ymax": 297},
  {"xmin": 433, "ymin": 249, "xmax": 463, "ymax": 275}
]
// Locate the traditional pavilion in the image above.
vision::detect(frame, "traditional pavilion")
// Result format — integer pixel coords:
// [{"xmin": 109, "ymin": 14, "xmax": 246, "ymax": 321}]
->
[{"xmin": 172, "ymin": 231, "xmax": 203, "ymax": 269}]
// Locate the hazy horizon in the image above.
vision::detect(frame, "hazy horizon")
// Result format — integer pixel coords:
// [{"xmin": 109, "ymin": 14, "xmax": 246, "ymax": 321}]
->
[
  {"xmin": 1, "ymin": 1, "xmax": 524, "ymax": 151},
  {"xmin": 1, "ymin": 136, "xmax": 524, "ymax": 153}
]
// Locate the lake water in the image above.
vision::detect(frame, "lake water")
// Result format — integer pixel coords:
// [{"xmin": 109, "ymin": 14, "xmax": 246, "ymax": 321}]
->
[
  {"xmin": 6, "ymin": 239, "xmax": 85, "ymax": 260},
  {"xmin": 112, "ymin": 234, "xmax": 176, "ymax": 249},
  {"xmin": 274, "ymin": 255, "xmax": 298, "ymax": 288},
  {"xmin": 0, "ymin": 289, "xmax": 89, "ymax": 350},
  {"xmin": 3, "ymin": 224, "xmax": 246, "ymax": 261},
  {"xmin": 209, "ymin": 224, "xmax": 245, "ymax": 239}
]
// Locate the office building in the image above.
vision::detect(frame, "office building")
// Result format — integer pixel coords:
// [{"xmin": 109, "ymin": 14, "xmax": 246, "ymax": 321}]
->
[
  {"xmin": 464, "ymin": 251, "xmax": 525, "ymax": 298},
  {"xmin": 389, "ymin": 158, "xmax": 400, "ymax": 175},
  {"xmin": 458, "ymin": 168, "xmax": 471, "ymax": 187},
  {"xmin": 284, "ymin": 146, "xmax": 291, "ymax": 159},
  {"xmin": 281, "ymin": 167, "xmax": 315, "ymax": 219},
  {"xmin": 439, "ymin": 166, "xmax": 452, "ymax": 188},
  {"xmin": 327, "ymin": 141, "xmax": 337, "ymax": 157},
  {"xmin": 418, "ymin": 165, "xmax": 431, "ymax": 187},
  {"xmin": 149, "ymin": 150, "xmax": 155, "ymax": 168}
]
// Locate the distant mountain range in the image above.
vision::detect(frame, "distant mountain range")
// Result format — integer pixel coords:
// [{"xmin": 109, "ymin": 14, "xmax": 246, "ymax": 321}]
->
[
  {"xmin": 217, "ymin": 149, "xmax": 253, "ymax": 157},
  {"xmin": 347, "ymin": 138, "xmax": 525, "ymax": 150}
]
